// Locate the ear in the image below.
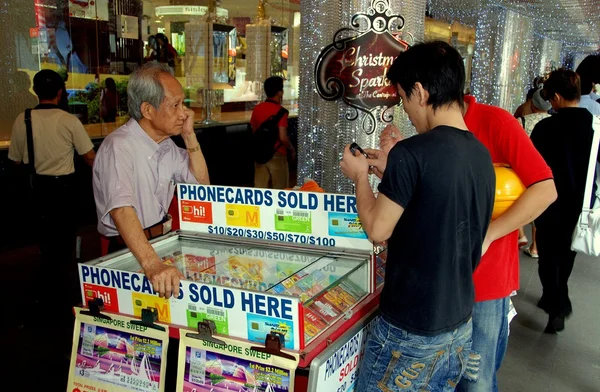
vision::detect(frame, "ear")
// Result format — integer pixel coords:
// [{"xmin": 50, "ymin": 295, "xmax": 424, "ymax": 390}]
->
[
  {"xmin": 414, "ymin": 82, "xmax": 429, "ymax": 107},
  {"xmin": 553, "ymin": 93, "xmax": 561, "ymax": 103},
  {"xmin": 140, "ymin": 102, "xmax": 154, "ymax": 121}
]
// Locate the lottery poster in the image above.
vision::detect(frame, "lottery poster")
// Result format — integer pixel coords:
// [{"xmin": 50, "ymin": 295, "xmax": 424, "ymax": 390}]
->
[
  {"xmin": 68, "ymin": 308, "xmax": 169, "ymax": 392},
  {"xmin": 177, "ymin": 333, "xmax": 298, "ymax": 392}
]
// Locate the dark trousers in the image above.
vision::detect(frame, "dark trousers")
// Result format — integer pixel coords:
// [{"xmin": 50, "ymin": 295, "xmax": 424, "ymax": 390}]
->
[
  {"xmin": 31, "ymin": 174, "xmax": 78, "ymax": 322},
  {"xmin": 536, "ymin": 223, "xmax": 577, "ymax": 317}
]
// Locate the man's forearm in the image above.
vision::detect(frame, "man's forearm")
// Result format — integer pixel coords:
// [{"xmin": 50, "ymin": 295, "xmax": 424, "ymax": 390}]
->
[
  {"xmin": 182, "ymin": 133, "xmax": 210, "ymax": 184},
  {"xmin": 487, "ymin": 179, "xmax": 557, "ymax": 242},
  {"xmin": 355, "ymin": 175, "xmax": 378, "ymax": 236},
  {"xmin": 110, "ymin": 207, "xmax": 161, "ymax": 270}
]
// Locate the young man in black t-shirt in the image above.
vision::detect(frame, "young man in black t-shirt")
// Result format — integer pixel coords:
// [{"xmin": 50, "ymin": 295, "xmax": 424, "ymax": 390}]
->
[{"xmin": 340, "ymin": 41, "xmax": 496, "ymax": 391}]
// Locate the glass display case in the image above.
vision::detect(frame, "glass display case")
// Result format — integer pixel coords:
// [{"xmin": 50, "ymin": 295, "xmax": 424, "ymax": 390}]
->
[{"xmin": 81, "ymin": 232, "xmax": 370, "ymax": 350}]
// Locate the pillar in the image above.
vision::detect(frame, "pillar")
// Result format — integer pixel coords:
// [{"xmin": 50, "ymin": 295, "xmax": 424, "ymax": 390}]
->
[
  {"xmin": 298, "ymin": 0, "xmax": 426, "ymax": 193},
  {"xmin": 471, "ymin": 1, "xmax": 534, "ymax": 112}
]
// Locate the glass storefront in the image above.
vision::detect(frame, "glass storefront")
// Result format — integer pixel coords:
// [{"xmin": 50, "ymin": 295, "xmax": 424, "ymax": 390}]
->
[
  {"xmin": 0, "ymin": 0, "xmax": 473, "ymax": 146},
  {"xmin": 0, "ymin": 0, "xmax": 301, "ymax": 143}
]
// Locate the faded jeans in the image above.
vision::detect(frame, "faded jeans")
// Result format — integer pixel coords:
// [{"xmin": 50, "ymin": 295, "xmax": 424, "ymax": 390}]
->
[
  {"xmin": 456, "ymin": 297, "xmax": 510, "ymax": 392},
  {"xmin": 355, "ymin": 316, "xmax": 472, "ymax": 391}
]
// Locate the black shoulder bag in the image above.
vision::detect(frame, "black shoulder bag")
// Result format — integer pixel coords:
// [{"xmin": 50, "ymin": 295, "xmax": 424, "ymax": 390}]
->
[{"xmin": 24, "ymin": 109, "xmax": 36, "ymax": 189}]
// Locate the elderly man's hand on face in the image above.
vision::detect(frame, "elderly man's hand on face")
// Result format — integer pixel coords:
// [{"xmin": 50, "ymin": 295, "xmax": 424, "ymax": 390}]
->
[
  {"xmin": 182, "ymin": 107, "xmax": 195, "ymax": 137},
  {"xmin": 144, "ymin": 260, "xmax": 185, "ymax": 299}
]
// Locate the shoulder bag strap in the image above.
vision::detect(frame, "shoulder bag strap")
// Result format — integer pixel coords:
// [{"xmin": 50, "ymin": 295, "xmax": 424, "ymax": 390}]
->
[
  {"xmin": 581, "ymin": 117, "xmax": 600, "ymax": 218},
  {"xmin": 25, "ymin": 109, "xmax": 35, "ymax": 175}
]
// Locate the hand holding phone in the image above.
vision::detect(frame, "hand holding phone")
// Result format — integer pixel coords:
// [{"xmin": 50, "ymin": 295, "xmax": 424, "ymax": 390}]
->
[{"xmin": 349, "ymin": 142, "xmax": 369, "ymax": 159}]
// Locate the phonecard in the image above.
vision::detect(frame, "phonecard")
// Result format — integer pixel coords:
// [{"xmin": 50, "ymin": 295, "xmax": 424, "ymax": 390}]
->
[
  {"xmin": 83, "ymin": 284, "xmax": 119, "ymax": 313},
  {"xmin": 246, "ymin": 314, "xmax": 294, "ymax": 348},
  {"xmin": 186, "ymin": 305, "xmax": 229, "ymax": 335},
  {"xmin": 131, "ymin": 292, "xmax": 172, "ymax": 323},
  {"xmin": 225, "ymin": 204, "xmax": 261, "ymax": 228},
  {"xmin": 274, "ymin": 209, "xmax": 312, "ymax": 234},
  {"xmin": 328, "ymin": 212, "xmax": 368, "ymax": 239},
  {"xmin": 181, "ymin": 200, "xmax": 213, "ymax": 224}
]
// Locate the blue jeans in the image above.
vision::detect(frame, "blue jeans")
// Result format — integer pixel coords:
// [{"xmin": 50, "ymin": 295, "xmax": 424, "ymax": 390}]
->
[
  {"xmin": 456, "ymin": 297, "xmax": 510, "ymax": 392},
  {"xmin": 355, "ymin": 316, "xmax": 472, "ymax": 391}
]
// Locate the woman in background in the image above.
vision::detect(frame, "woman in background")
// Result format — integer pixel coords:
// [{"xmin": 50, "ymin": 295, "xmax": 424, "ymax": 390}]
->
[{"xmin": 100, "ymin": 78, "xmax": 119, "ymax": 123}]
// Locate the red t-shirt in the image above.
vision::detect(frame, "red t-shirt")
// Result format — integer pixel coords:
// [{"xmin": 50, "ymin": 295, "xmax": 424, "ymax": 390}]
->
[
  {"xmin": 464, "ymin": 95, "xmax": 553, "ymax": 302},
  {"xmin": 250, "ymin": 100, "xmax": 289, "ymax": 155}
]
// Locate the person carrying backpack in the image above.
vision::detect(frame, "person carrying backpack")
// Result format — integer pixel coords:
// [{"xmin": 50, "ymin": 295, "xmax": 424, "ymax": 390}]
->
[{"xmin": 251, "ymin": 76, "xmax": 296, "ymax": 189}]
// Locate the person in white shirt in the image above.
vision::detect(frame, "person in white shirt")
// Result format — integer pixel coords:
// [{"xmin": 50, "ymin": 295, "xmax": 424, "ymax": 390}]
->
[
  {"xmin": 576, "ymin": 55, "xmax": 600, "ymax": 116},
  {"xmin": 9, "ymin": 69, "xmax": 96, "ymax": 328}
]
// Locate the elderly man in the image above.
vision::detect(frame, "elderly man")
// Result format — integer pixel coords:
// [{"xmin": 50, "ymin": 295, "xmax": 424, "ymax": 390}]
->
[{"xmin": 93, "ymin": 63, "xmax": 209, "ymax": 298}]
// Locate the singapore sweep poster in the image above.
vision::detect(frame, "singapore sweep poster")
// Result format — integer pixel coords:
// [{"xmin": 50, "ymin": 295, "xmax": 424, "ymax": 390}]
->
[
  {"xmin": 177, "ymin": 332, "xmax": 298, "ymax": 392},
  {"xmin": 68, "ymin": 308, "xmax": 169, "ymax": 392}
]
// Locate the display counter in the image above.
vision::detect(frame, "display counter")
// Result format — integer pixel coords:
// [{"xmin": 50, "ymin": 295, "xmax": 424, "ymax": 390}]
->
[
  {"xmin": 0, "ymin": 107, "xmax": 298, "ymax": 149},
  {"xmin": 75, "ymin": 184, "xmax": 387, "ymax": 391}
]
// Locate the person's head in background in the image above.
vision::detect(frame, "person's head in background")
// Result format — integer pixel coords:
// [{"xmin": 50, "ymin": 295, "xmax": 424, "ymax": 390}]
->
[
  {"xmin": 526, "ymin": 76, "xmax": 546, "ymax": 101},
  {"xmin": 148, "ymin": 35, "xmax": 157, "ymax": 49},
  {"xmin": 33, "ymin": 69, "xmax": 66, "ymax": 105},
  {"xmin": 105, "ymin": 77, "xmax": 117, "ymax": 92},
  {"xmin": 387, "ymin": 41, "xmax": 465, "ymax": 134},
  {"xmin": 155, "ymin": 33, "xmax": 168, "ymax": 47},
  {"xmin": 531, "ymin": 88, "xmax": 551, "ymax": 113},
  {"xmin": 575, "ymin": 55, "xmax": 600, "ymax": 96},
  {"xmin": 542, "ymin": 69, "xmax": 581, "ymax": 111},
  {"xmin": 264, "ymin": 76, "xmax": 284, "ymax": 103}
]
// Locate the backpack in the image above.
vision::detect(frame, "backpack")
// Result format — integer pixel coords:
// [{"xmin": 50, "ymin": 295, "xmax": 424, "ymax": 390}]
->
[{"xmin": 251, "ymin": 106, "xmax": 288, "ymax": 164}]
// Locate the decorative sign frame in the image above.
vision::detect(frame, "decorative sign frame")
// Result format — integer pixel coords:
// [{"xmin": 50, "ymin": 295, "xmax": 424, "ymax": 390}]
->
[{"xmin": 314, "ymin": 0, "xmax": 413, "ymax": 134}]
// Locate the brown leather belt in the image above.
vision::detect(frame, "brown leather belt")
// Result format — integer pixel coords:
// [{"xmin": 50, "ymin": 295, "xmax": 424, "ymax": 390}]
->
[{"xmin": 113, "ymin": 215, "xmax": 173, "ymax": 245}]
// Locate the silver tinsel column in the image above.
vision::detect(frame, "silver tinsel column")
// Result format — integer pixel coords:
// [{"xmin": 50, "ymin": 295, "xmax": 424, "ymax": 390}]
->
[
  {"xmin": 472, "ymin": 1, "xmax": 534, "ymax": 112},
  {"xmin": 530, "ymin": 36, "xmax": 562, "ymax": 78},
  {"xmin": 298, "ymin": 0, "xmax": 426, "ymax": 194}
]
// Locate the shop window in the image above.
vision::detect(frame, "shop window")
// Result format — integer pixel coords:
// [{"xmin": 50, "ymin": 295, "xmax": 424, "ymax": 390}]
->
[{"xmin": 0, "ymin": 0, "xmax": 300, "ymax": 144}]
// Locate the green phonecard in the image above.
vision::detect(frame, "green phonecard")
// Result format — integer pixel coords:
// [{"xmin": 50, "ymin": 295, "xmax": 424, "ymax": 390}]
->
[
  {"xmin": 186, "ymin": 308, "xmax": 229, "ymax": 335},
  {"xmin": 274, "ymin": 209, "xmax": 312, "ymax": 234}
]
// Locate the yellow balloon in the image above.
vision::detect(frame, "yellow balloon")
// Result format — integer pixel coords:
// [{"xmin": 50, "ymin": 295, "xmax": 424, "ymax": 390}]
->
[{"xmin": 492, "ymin": 164, "xmax": 525, "ymax": 220}]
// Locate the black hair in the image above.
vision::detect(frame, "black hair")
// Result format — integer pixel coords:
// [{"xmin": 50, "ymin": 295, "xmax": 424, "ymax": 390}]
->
[
  {"xmin": 542, "ymin": 68, "xmax": 581, "ymax": 102},
  {"xmin": 155, "ymin": 33, "xmax": 168, "ymax": 44},
  {"xmin": 33, "ymin": 69, "xmax": 65, "ymax": 100},
  {"xmin": 387, "ymin": 41, "xmax": 465, "ymax": 110},
  {"xmin": 575, "ymin": 55, "xmax": 600, "ymax": 95},
  {"xmin": 264, "ymin": 76, "xmax": 284, "ymax": 98},
  {"xmin": 526, "ymin": 87, "xmax": 537, "ymax": 101},
  {"xmin": 105, "ymin": 77, "xmax": 117, "ymax": 92}
]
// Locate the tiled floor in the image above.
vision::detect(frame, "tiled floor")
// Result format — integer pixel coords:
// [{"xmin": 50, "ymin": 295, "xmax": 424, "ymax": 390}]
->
[
  {"xmin": 498, "ymin": 230, "xmax": 600, "ymax": 392},
  {"xmin": 1, "ymin": 226, "xmax": 599, "ymax": 391}
]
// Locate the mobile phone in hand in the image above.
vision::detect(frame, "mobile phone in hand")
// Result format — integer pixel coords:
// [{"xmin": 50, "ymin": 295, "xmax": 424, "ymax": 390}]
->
[{"xmin": 350, "ymin": 142, "xmax": 369, "ymax": 158}]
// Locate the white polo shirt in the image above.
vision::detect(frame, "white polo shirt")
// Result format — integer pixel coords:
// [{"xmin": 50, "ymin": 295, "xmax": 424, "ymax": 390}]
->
[{"xmin": 8, "ymin": 106, "xmax": 94, "ymax": 176}]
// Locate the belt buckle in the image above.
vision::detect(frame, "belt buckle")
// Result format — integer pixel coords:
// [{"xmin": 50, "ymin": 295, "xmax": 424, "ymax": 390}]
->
[{"xmin": 162, "ymin": 215, "xmax": 173, "ymax": 235}]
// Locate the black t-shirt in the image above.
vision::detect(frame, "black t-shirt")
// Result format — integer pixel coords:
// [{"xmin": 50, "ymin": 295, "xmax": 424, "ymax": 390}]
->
[
  {"xmin": 531, "ymin": 107, "xmax": 596, "ymax": 229},
  {"xmin": 378, "ymin": 126, "xmax": 495, "ymax": 336}
]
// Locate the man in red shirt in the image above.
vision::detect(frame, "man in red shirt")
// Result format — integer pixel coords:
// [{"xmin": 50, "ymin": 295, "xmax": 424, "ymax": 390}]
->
[
  {"xmin": 379, "ymin": 95, "xmax": 556, "ymax": 392},
  {"xmin": 251, "ymin": 76, "xmax": 295, "ymax": 189}
]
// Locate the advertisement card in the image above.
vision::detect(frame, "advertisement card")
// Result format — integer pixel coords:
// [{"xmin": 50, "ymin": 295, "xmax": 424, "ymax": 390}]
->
[
  {"xmin": 178, "ymin": 185, "xmax": 372, "ymax": 252},
  {"xmin": 177, "ymin": 333, "xmax": 298, "ymax": 392},
  {"xmin": 67, "ymin": 308, "xmax": 169, "ymax": 392}
]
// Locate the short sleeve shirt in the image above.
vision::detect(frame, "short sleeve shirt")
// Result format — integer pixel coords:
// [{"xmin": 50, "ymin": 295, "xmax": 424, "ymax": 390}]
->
[
  {"xmin": 378, "ymin": 126, "xmax": 495, "ymax": 336},
  {"xmin": 250, "ymin": 100, "xmax": 288, "ymax": 155},
  {"xmin": 463, "ymin": 95, "xmax": 553, "ymax": 301},
  {"xmin": 8, "ymin": 106, "xmax": 94, "ymax": 176},
  {"xmin": 93, "ymin": 119, "xmax": 198, "ymax": 236}
]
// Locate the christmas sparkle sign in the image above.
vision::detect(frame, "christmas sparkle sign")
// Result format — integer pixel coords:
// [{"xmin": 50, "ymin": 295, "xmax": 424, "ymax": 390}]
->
[{"xmin": 314, "ymin": 0, "xmax": 412, "ymax": 134}]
